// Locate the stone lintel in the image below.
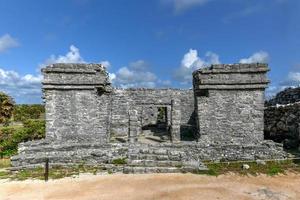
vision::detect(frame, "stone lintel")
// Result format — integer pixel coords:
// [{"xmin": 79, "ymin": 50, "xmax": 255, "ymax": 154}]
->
[
  {"xmin": 196, "ymin": 84, "xmax": 268, "ymax": 90},
  {"xmin": 41, "ymin": 63, "xmax": 105, "ymax": 73},
  {"xmin": 42, "ymin": 63, "xmax": 110, "ymax": 90},
  {"xmin": 42, "ymin": 84, "xmax": 109, "ymax": 90},
  {"xmin": 194, "ymin": 63, "xmax": 269, "ymax": 74},
  {"xmin": 193, "ymin": 63, "xmax": 270, "ymax": 91}
]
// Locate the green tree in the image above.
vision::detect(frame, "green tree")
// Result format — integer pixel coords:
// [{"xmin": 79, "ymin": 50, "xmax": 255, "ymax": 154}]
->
[
  {"xmin": 13, "ymin": 104, "xmax": 45, "ymax": 122},
  {"xmin": 0, "ymin": 92, "xmax": 15, "ymax": 125}
]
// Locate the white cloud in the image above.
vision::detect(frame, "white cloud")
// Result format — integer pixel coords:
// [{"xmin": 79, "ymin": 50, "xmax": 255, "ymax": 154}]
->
[
  {"xmin": 40, "ymin": 45, "xmax": 85, "ymax": 67},
  {"xmin": 266, "ymin": 70, "xmax": 300, "ymax": 98},
  {"xmin": 287, "ymin": 72, "xmax": 300, "ymax": 83},
  {"xmin": 5, "ymin": 45, "xmax": 87, "ymax": 103},
  {"xmin": 0, "ymin": 68, "xmax": 42, "ymax": 103},
  {"xmin": 111, "ymin": 60, "xmax": 157, "ymax": 88},
  {"xmin": 2, "ymin": 45, "xmax": 119, "ymax": 103},
  {"xmin": 239, "ymin": 51, "xmax": 269, "ymax": 64},
  {"xmin": 277, "ymin": 71, "xmax": 300, "ymax": 89},
  {"xmin": 162, "ymin": 0, "xmax": 211, "ymax": 14},
  {"xmin": 108, "ymin": 59, "xmax": 171, "ymax": 88},
  {"xmin": 108, "ymin": 72, "xmax": 116, "ymax": 82},
  {"xmin": 0, "ymin": 34, "xmax": 19, "ymax": 53},
  {"xmin": 128, "ymin": 60, "xmax": 149, "ymax": 71},
  {"xmin": 173, "ymin": 49, "xmax": 220, "ymax": 84},
  {"xmin": 100, "ymin": 60, "xmax": 111, "ymax": 69}
]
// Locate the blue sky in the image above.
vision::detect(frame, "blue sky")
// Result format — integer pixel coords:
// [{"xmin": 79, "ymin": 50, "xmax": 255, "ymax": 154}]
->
[{"xmin": 0, "ymin": 0, "xmax": 299, "ymax": 103}]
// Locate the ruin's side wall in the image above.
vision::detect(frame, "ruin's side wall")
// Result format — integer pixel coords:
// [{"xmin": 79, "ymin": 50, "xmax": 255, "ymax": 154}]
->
[{"xmin": 110, "ymin": 89, "xmax": 195, "ymax": 137}]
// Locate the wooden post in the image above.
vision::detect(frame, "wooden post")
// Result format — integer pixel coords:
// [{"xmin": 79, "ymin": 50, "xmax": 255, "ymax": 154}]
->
[{"xmin": 44, "ymin": 158, "xmax": 49, "ymax": 182}]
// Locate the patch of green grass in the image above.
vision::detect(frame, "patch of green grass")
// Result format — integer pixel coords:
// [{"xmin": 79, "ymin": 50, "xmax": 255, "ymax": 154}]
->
[
  {"xmin": 0, "ymin": 164, "xmax": 105, "ymax": 181},
  {"xmin": 202, "ymin": 159, "xmax": 297, "ymax": 176},
  {"xmin": 111, "ymin": 158, "xmax": 127, "ymax": 165},
  {"xmin": 267, "ymin": 166, "xmax": 284, "ymax": 176},
  {"xmin": 13, "ymin": 167, "xmax": 44, "ymax": 181},
  {"xmin": 0, "ymin": 125, "xmax": 23, "ymax": 130},
  {"xmin": 0, "ymin": 158, "xmax": 11, "ymax": 168},
  {"xmin": 0, "ymin": 171, "xmax": 10, "ymax": 179},
  {"xmin": 197, "ymin": 168, "xmax": 219, "ymax": 176}
]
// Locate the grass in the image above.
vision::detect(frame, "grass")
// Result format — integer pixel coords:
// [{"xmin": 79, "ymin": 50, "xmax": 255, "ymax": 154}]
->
[
  {"xmin": 199, "ymin": 159, "xmax": 300, "ymax": 176},
  {"xmin": 0, "ymin": 165, "xmax": 107, "ymax": 181},
  {"xmin": 0, "ymin": 124, "xmax": 23, "ymax": 130},
  {"xmin": 111, "ymin": 158, "xmax": 127, "ymax": 165},
  {"xmin": 13, "ymin": 168, "xmax": 44, "ymax": 181},
  {"xmin": 0, "ymin": 158, "xmax": 11, "ymax": 168},
  {"xmin": 0, "ymin": 160, "xmax": 108, "ymax": 181}
]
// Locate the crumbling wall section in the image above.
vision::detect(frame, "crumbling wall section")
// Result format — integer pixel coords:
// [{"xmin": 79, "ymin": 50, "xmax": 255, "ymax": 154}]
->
[
  {"xmin": 266, "ymin": 87, "xmax": 300, "ymax": 106},
  {"xmin": 265, "ymin": 104, "xmax": 300, "ymax": 149},
  {"xmin": 264, "ymin": 87, "xmax": 300, "ymax": 149}
]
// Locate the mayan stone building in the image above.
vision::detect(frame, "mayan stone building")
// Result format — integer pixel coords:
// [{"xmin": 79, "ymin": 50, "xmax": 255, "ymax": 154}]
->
[{"xmin": 11, "ymin": 63, "xmax": 286, "ymax": 173}]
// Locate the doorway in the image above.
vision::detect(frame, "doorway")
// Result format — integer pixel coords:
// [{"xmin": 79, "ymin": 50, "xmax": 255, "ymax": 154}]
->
[{"xmin": 139, "ymin": 106, "xmax": 170, "ymax": 143}]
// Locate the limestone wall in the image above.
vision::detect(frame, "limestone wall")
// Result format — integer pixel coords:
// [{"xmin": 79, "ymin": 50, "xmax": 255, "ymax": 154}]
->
[
  {"xmin": 109, "ymin": 89, "xmax": 195, "ymax": 139},
  {"xmin": 42, "ymin": 63, "xmax": 112, "ymax": 143},
  {"xmin": 193, "ymin": 63, "xmax": 269, "ymax": 143},
  {"xmin": 264, "ymin": 87, "xmax": 300, "ymax": 149},
  {"xmin": 266, "ymin": 87, "xmax": 300, "ymax": 106},
  {"xmin": 264, "ymin": 103, "xmax": 300, "ymax": 149},
  {"xmin": 196, "ymin": 89, "xmax": 265, "ymax": 143}
]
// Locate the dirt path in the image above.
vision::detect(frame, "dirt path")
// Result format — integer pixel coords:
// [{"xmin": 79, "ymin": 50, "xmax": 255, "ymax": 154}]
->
[{"xmin": 1, "ymin": 173, "xmax": 300, "ymax": 200}]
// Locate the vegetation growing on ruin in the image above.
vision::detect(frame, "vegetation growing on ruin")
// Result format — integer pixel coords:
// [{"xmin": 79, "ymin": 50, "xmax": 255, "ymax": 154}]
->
[
  {"xmin": 111, "ymin": 158, "xmax": 127, "ymax": 165},
  {"xmin": 199, "ymin": 159, "xmax": 300, "ymax": 176}
]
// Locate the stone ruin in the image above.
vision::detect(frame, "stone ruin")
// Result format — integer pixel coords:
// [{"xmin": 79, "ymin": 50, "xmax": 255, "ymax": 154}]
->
[
  {"xmin": 265, "ymin": 87, "xmax": 300, "ymax": 150},
  {"xmin": 11, "ymin": 63, "xmax": 287, "ymax": 173}
]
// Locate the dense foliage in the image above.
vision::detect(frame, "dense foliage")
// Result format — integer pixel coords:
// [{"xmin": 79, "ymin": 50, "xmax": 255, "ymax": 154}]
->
[
  {"xmin": 13, "ymin": 104, "xmax": 45, "ymax": 122},
  {"xmin": 0, "ymin": 92, "xmax": 15, "ymax": 125},
  {"xmin": 0, "ymin": 119, "xmax": 45, "ymax": 157}
]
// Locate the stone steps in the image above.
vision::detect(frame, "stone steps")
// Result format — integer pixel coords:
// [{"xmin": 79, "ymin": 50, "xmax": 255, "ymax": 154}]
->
[
  {"xmin": 125, "ymin": 145, "xmax": 207, "ymax": 174},
  {"xmin": 129, "ymin": 153, "xmax": 182, "ymax": 161}
]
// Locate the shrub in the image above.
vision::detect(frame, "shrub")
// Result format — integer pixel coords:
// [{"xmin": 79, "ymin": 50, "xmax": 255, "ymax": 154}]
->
[
  {"xmin": 13, "ymin": 104, "xmax": 45, "ymax": 122},
  {"xmin": 0, "ymin": 119, "xmax": 45, "ymax": 157},
  {"xmin": 0, "ymin": 92, "xmax": 15, "ymax": 125},
  {"xmin": 23, "ymin": 119, "xmax": 45, "ymax": 140}
]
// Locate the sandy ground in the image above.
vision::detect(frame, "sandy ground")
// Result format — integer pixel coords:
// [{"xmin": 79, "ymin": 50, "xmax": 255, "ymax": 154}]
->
[{"xmin": 0, "ymin": 173, "xmax": 300, "ymax": 200}]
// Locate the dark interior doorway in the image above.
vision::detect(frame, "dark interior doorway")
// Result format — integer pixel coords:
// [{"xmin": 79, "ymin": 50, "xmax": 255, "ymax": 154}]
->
[{"xmin": 140, "ymin": 106, "xmax": 170, "ymax": 143}]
